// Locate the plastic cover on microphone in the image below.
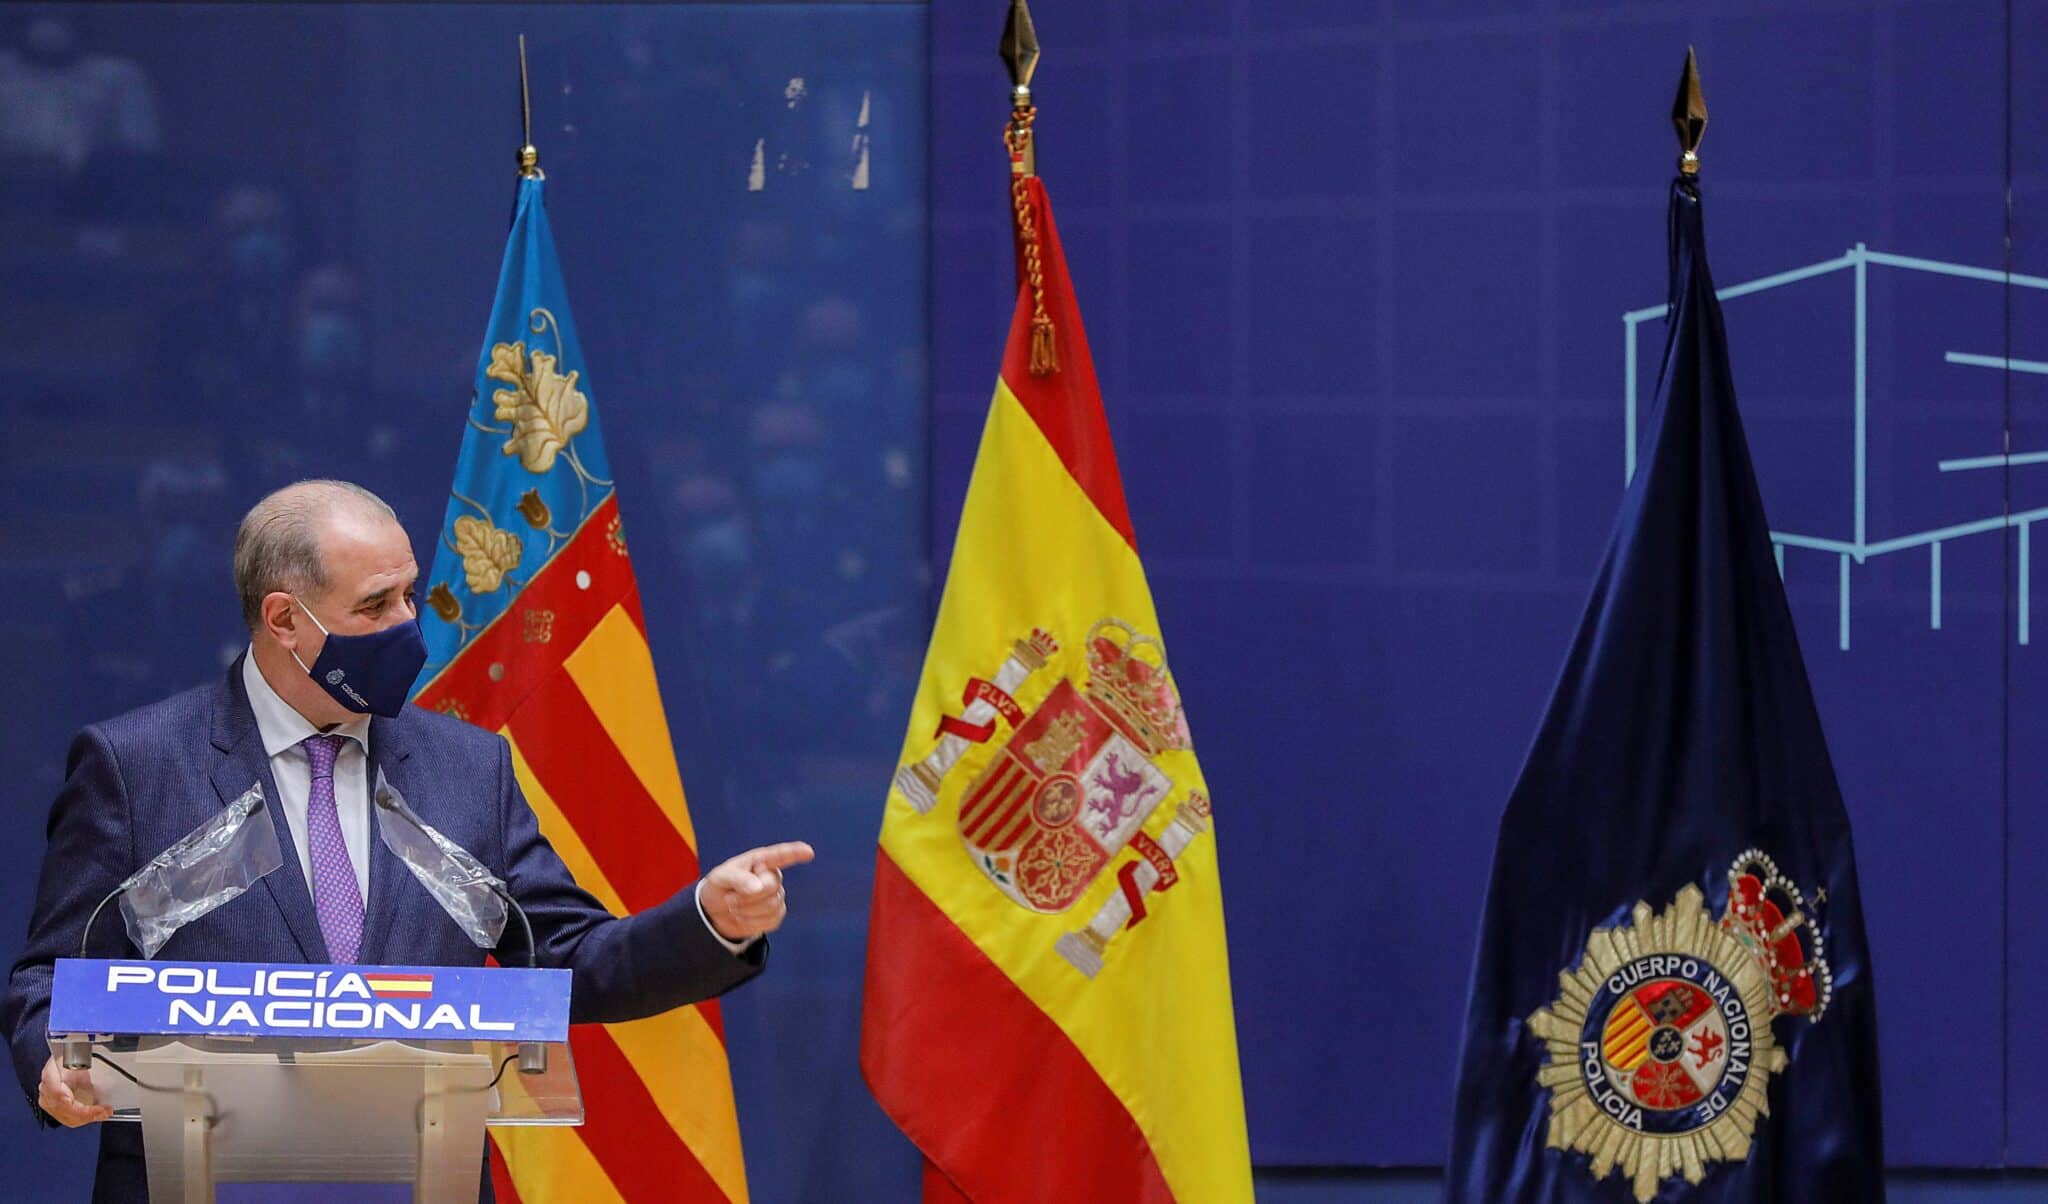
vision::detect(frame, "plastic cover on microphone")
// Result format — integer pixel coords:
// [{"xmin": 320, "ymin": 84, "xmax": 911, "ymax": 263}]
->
[
  {"xmin": 372, "ymin": 769, "xmax": 509, "ymax": 950},
  {"xmin": 119, "ymin": 782, "xmax": 285, "ymax": 958}
]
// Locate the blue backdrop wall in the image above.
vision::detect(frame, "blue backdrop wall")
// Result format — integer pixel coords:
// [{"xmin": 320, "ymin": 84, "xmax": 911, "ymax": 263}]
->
[
  {"xmin": 2, "ymin": 1, "xmax": 2045, "ymax": 1201},
  {"xmin": 928, "ymin": 0, "xmax": 2043, "ymax": 1179}
]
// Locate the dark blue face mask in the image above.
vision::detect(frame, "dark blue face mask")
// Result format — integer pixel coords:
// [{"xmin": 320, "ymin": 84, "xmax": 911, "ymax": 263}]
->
[{"xmin": 291, "ymin": 598, "xmax": 427, "ymax": 718}]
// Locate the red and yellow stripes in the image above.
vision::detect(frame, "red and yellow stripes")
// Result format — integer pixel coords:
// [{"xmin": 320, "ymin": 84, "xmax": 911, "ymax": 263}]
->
[
  {"xmin": 363, "ymin": 973, "xmax": 434, "ymax": 998},
  {"xmin": 996, "ymin": 176, "xmax": 1136, "ymax": 553},
  {"xmin": 866, "ymin": 852, "xmax": 1173, "ymax": 1202},
  {"xmin": 1603, "ymin": 998, "xmax": 1655, "ymax": 1072},
  {"xmin": 864, "ymin": 177, "xmax": 1251, "ymax": 1203},
  {"xmin": 418, "ymin": 499, "xmax": 747, "ymax": 1204}
]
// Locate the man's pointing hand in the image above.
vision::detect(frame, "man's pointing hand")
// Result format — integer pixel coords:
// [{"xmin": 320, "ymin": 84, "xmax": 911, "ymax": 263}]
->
[{"xmin": 702, "ymin": 842, "xmax": 815, "ymax": 943}]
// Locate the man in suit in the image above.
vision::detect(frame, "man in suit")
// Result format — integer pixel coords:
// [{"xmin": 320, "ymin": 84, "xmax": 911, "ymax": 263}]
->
[{"xmin": 1, "ymin": 479, "xmax": 813, "ymax": 1200}]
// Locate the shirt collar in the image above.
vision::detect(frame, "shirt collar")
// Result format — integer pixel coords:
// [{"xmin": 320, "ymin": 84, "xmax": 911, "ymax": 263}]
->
[{"xmin": 241, "ymin": 646, "xmax": 370, "ymax": 760}]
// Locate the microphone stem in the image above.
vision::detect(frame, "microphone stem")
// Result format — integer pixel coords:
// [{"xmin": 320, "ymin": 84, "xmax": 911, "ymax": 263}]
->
[
  {"xmin": 496, "ymin": 882, "xmax": 537, "ymax": 970},
  {"xmin": 78, "ymin": 885, "xmax": 125, "ymax": 960}
]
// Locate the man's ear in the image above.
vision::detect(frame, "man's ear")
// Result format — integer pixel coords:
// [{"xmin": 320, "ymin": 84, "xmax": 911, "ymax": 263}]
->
[{"xmin": 259, "ymin": 593, "xmax": 299, "ymax": 649}]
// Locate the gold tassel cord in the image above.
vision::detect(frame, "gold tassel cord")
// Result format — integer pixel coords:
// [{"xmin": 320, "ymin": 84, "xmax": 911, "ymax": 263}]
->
[{"xmin": 1005, "ymin": 106, "xmax": 1059, "ymax": 376}]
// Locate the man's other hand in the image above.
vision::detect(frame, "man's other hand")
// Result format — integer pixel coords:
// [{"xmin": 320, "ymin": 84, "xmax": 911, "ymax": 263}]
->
[
  {"xmin": 702, "ymin": 842, "xmax": 815, "ymax": 943},
  {"xmin": 39, "ymin": 1054, "xmax": 111, "ymax": 1127}
]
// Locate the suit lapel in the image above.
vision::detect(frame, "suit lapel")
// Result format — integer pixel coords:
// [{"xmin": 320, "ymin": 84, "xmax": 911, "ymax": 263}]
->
[
  {"xmin": 356, "ymin": 712, "xmax": 416, "ymax": 966},
  {"xmin": 210, "ymin": 658, "xmax": 328, "ymax": 963}
]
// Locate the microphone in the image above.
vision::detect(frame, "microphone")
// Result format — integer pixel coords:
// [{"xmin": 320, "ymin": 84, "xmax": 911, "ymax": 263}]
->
[
  {"xmin": 66, "ymin": 880, "xmax": 151, "ymax": 1069},
  {"xmin": 78, "ymin": 874, "xmax": 141, "ymax": 962},
  {"xmin": 80, "ymin": 782, "xmax": 278, "ymax": 960},
  {"xmin": 74, "ymin": 783, "xmax": 282, "ymax": 1069},
  {"xmin": 60, "ymin": 870, "xmax": 134, "ymax": 1071},
  {"xmin": 373, "ymin": 785, "xmax": 547, "ymax": 1075}
]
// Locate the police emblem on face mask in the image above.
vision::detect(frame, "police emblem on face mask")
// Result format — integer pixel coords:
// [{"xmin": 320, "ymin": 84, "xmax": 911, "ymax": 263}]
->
[
  {"xmin": 1527, "ymin": 851, "xmax": 1834, "ymax": 1202},
  {"xmin": 326, "ymin": 669, "xmax": 346, "ymax": 686}
]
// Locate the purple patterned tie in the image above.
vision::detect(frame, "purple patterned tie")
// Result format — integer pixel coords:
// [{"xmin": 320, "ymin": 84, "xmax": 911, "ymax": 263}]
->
[{"xmin": 302, "ymin": 734, "xmax": 364, "ymax": 963}]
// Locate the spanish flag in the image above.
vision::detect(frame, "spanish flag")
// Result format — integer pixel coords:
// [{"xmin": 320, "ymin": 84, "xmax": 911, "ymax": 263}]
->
[
  {"xmin": 860, "ymin": 166, "xmax": 1253, "ymax": 1200},
  {"xmin": 415, "ymin": 175, "xmax": 749, "ymax": 1204}
]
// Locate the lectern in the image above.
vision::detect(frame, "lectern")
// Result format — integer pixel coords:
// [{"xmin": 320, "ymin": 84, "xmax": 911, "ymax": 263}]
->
[{"xmin": 48, "ymin": 958, "xmax": 581, "ymax": 1203}]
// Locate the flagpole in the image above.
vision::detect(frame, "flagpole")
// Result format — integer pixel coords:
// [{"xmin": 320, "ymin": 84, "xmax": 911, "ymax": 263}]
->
[
  {"xmin": 518, "ymin": 34, "xmax": 541, "ymax": 179},
  {"xmin": 999, "ymin": 0, "xmax": 1057, "ymax": 374},
  {"xmin": 1673, "ymin": 46, "xmax": 1706, "ymax": 181}
]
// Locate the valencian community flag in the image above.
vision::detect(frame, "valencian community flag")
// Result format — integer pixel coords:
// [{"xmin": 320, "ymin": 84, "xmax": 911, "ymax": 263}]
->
[
  {"xmin": 414, "ymin": 175, "xmax": 750, "ymax": 1204},
  {"xmin": 860, "ymin": 163, "xmax": 1253, "ymax": 1200},
  {"xmin": 1443, "ymin": 176, "xmax": 1885, "ymax": 1202}
]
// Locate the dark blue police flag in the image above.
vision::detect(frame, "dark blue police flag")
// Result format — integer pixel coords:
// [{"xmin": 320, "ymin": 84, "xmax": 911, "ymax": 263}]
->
[{"xmin": 1443, "ymin": 179, "xmax": 1885, "ymax": 1204}]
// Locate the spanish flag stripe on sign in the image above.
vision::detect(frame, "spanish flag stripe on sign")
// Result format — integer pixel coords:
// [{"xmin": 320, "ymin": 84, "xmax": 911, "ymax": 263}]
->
[{"xmin": 862, "ymin": 173, "xmax": 1251, "ymax": 1202}]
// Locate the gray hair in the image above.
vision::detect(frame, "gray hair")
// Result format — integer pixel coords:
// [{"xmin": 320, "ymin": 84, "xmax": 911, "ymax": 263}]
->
[{"xmin": 233, "ymin": 479, "xmax": 397, "ymax": 630}]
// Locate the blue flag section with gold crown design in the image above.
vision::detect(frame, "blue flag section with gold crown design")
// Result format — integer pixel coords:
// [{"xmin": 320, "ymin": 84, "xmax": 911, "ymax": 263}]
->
[
  {"xmin": 415, "ymin": 175, "xmax": 752, "ymax": 1204},
  {"xmin": 420, "ymin": 176, "xmax": 614, "ymax": 677},
  {"xmin": 1443, "ymin": 179, "xmax": 1885, "ymax": 1204}
]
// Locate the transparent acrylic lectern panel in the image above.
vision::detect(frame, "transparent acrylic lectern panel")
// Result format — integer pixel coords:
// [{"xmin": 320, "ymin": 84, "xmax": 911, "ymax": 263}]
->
[{"xmin": 53, "ymin": 1034, "xmax": 580, "ymax": 1189}]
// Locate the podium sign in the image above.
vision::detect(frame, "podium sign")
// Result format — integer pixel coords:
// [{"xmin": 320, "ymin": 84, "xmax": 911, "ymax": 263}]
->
[
  {"xmin": 52, "ymin": 958, "xmax": 570, "ymax": 1044},
  {"xmin": 48, "ymin": 959, "xmax": 580, "ymax": 1203}
]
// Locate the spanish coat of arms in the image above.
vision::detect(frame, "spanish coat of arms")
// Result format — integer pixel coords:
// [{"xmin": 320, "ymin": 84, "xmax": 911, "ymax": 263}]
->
[{"xmin": 893, "ymin": 618, "xmax": 1212, "ymax": 978}]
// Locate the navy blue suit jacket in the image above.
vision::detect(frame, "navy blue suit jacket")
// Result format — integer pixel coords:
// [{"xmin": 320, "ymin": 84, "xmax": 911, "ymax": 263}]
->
[{"xmin": 1, "ymin": 657, "xmax": 764, "ymax": 1201}]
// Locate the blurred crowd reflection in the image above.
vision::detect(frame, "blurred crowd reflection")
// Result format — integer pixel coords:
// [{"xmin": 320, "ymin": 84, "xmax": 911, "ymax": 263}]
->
[{"xmin": 1, "ymin": 9, "xmax": 927, "ymax": 1192}]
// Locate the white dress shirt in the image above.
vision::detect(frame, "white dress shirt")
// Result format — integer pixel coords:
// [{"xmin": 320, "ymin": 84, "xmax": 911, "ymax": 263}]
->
[
  {"xmin": 241, "ymin": 649, "xmax": 372, "ymax": 902},
  {"xmin": 243, "ymin": 648, "xmax": 753, "ymax": 953}
]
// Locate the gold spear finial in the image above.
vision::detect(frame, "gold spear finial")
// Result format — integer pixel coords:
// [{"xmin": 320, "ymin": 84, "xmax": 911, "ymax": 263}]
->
[
  {"xmin": 999, "ymin": 0, "xmax": 1055, "ymax": 374},
  {"xmin": 517, "ymin": 34, "xmax": 541, "ymax": 179},
  {"xmin": 1672, "ymin": 46, "xmax": 1707, "ymax": 176},
  {"xmin": 1000, "ymin": 0, "xmax": 1041, "ymax": 104},
  {"xmin": 1000, "ymin": 0, "xmax": 1041, "ymax": 177}
]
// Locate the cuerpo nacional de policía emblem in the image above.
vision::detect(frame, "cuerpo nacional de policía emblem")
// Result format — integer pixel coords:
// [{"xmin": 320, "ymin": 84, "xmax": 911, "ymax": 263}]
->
[{"xmin": 1527, "ymin": 851, "xmax": 1834, "ymax": 1202}]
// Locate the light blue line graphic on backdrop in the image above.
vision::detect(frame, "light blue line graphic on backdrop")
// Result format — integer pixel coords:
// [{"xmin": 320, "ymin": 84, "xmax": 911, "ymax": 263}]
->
[
  {"xmin": 1944, "ymin": 353, "xmax": 2048, "ymax": 377},
  {"xmin": 1624, "ymin": 246, "xmax": 2048, "ymax": 651}
]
